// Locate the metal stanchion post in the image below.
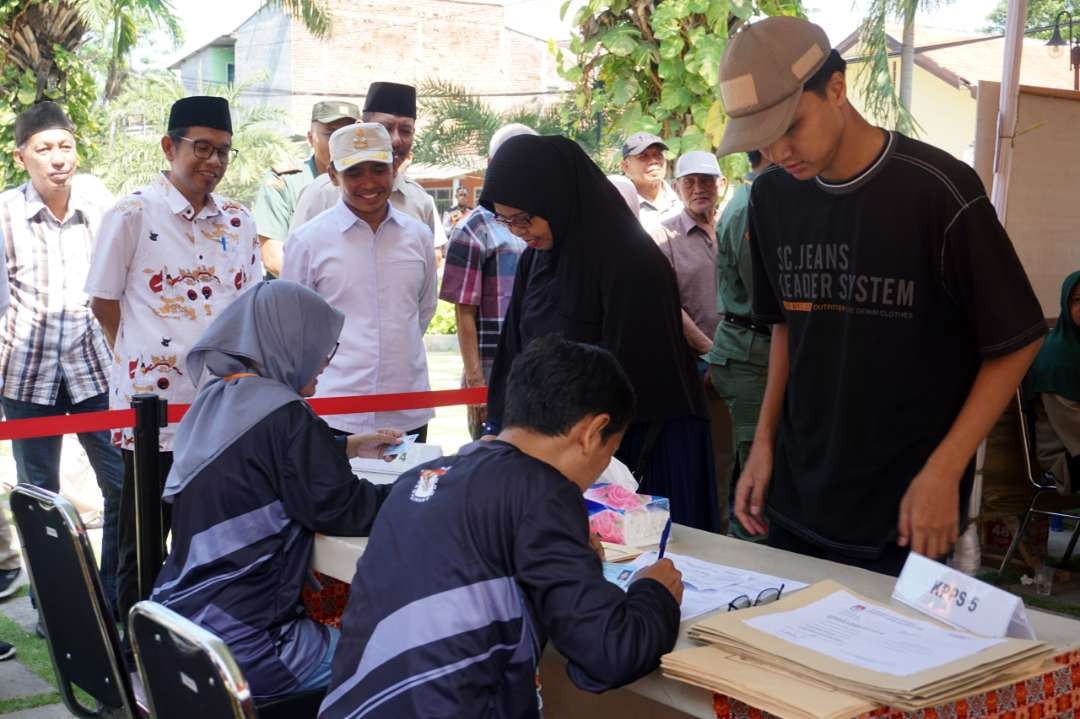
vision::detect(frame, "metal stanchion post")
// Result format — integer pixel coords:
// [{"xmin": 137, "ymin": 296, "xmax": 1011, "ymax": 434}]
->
[{"xmin": 131, "ymin": 393, "xmax": 167, "ymax": 602}]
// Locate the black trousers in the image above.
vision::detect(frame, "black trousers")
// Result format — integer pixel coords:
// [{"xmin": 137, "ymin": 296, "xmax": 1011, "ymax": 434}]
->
[
  {"xmin": 766, "ymin": 520, "xmax": 911, "ymax": 577},
  {"xmin": 117, "ymin": 449, "xmax": 173, "ymax": 624}
]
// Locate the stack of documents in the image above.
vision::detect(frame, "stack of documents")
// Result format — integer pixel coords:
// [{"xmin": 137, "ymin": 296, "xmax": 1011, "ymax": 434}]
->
[
  {"xmin": 664, "ymin": 580, "xmax": 1054, "ymax": 716},
  {"xmin": 662, "ymin": 646, "xmax": 876, "ymax": 719}
]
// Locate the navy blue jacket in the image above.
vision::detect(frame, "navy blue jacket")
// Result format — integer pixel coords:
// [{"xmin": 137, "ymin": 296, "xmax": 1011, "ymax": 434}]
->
[
  {"xmin": 152, "ymin": 401, "xmax": 391, "ymax": 698},
  {"xmin": 319, "ymin": 440, "xmax": 680, "ymax": 718}
]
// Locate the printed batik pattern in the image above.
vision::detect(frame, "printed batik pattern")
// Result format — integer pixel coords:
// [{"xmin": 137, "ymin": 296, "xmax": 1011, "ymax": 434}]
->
[{"xmin": 88, "ymin": 172, "xmax": 262, "ymax": 451}]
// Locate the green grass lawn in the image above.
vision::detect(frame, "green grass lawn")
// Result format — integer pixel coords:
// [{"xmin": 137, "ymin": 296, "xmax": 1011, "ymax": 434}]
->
[{"xmin": 0, "ymin": 587, "xmax": 61, "ymax": 714}]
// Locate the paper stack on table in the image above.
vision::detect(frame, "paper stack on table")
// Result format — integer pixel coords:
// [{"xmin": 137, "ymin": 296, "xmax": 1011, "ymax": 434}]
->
[
  {"xmin": 663, "ymin": 580, "xmax": 1054, "ymax": 717},
  {"xmin": 606, "ymin": 551, "xmax": 807, "ymax": 621},
  {"xmin": 662, "ymin": 646, "xmax": 877, "ymax": 719}
]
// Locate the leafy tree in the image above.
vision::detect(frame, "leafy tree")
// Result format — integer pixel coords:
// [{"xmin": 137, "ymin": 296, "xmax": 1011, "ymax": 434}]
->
[
  {"xmin": 0, "ymin": 0, "xmax": 102, "ymax": 187},
  {"xmin": 97, "ymin": 72, "xmax": 300, "ymax": 206},
  {"xmin": 81, "ymin": 0, "xmax": 185, "ymax": 101},
  {"xmin": 411, "ymin": 80, "xmax": 614, "ymax": 169},
  {"xmin": 985, "ymin": 0, "xmax": 1074, "ymax": 37},
  {"xmin": 556, "ymin": 0, "xmax": 803, "ymax": 175},
  {"xmin": 0, "ymin": 0, "xmax": 333, "ymax": 188}
]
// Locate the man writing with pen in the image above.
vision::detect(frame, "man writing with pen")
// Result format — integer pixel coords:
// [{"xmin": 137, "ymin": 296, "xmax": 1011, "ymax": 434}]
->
[{"xmin": 318, "ymin": 336, "xmax": 683, "ymax": 719}]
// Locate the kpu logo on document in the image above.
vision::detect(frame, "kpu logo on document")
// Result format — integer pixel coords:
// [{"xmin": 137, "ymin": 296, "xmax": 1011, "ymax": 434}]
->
[{"xmin": 410, "ymin": 467, "xmax": 449, "ymax": 503}]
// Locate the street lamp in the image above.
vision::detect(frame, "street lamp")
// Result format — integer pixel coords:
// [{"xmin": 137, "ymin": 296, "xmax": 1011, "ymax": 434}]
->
[{"xmin": 1046, "ymin": 10, "xmax": 1080, "ymax": 91}]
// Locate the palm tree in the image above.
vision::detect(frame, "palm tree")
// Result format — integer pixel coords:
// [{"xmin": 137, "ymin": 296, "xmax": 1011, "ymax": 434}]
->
[
  {"xmin": 412, "ymin": 80, "xmax": 615, "ymax": 169},
  {"xmin": 0, "ymin": 2, "xmax": 87, "ymax": 102},
  {"xmin": 855, "ymin": 0, "xmax": 953, "ymax": 133}
]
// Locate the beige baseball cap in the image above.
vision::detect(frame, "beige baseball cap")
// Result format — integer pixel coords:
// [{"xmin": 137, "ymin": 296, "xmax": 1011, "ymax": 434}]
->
[
  {"xmin": 716, "ymin": 16, "xmax": 832, "ymax": 157},
  {"xmin": 329, "ymin": 122, "xmax": 393, "ymax": 171}
]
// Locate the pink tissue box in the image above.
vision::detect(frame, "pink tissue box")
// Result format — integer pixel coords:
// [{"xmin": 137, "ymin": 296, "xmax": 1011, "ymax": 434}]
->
[{"xmin": 585, "ymin": 483, "xmax": 670, "ymax": 547}]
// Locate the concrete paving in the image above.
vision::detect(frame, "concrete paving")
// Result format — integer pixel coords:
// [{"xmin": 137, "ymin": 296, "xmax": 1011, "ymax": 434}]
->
[
  {"xmin": 1, "ymin": 707, "xmax": 73, "ymax": 719},
  {"xmin": 0, "ymin": 659, "xmax": 52, "ymax": 701}
]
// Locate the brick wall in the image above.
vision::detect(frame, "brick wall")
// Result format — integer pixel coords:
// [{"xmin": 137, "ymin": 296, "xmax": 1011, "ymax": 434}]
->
[{"xmin": 249, "ymin": 0, "xmax": 568, "ymax": 134}]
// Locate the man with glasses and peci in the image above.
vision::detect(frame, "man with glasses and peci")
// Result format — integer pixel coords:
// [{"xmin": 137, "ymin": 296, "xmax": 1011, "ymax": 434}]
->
[{"xmin": 87, "ymin": 96, "xmax": 262, "ymax": 624}]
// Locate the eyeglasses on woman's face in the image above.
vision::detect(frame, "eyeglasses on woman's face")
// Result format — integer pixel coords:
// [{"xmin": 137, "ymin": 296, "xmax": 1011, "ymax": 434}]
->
[
  {"xmin": 727, "ymin": 584, "xmax": 785, "ymax": 612},
  {"xmin": 493, "ymin": 210, "xmax": 533, "ymax": 231}
]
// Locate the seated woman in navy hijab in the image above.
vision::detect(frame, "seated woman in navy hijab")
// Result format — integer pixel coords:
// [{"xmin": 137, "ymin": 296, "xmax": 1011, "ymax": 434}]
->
[{"xmin": 151, "ymin": 280, "xmax": 401, "ymax": 698}]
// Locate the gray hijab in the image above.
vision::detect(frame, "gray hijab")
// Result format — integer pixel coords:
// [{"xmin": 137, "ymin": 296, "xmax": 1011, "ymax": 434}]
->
[{"xmin": 163, "ymin": 280, "xmax": 345, "ymax": 499}]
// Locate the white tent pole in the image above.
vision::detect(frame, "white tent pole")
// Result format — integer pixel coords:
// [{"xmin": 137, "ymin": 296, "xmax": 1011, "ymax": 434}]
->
[
  {"xmin": 962, "ymin": 0, "xmax": 1028, "ymax": 576},
  {"xmin": 990, "ymin": 0, "xmax": 1028, "ymax": 222}
]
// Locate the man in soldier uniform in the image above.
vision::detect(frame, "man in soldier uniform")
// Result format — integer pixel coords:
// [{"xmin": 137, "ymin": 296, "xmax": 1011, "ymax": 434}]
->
[
  {"xmin": 253, "ymin": 100, "xmax": 358, "ymax": 276},
  {"xmin": 708, "ymin": 150, "xmax": 770, "ymax": 536},
  {"xmin": 289, "ymin": 82, "xmax": 447, "ymax": 250}
]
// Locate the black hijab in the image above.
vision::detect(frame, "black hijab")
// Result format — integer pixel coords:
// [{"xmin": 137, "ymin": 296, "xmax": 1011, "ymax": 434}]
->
[{"xmin": 480, "ymin": 135, "xmax": 706, "ymax": 425}]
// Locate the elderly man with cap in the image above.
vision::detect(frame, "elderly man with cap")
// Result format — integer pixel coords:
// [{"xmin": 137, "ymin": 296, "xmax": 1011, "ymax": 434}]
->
[
  {"xmin": 720, "ymin": 17, "xmax": 1045, "ymax": 574},
  {"xmin": 620, "ymin": 131, "xmax": 682, "ymax": 234},
  {"xmin": 87, "ymin": 95, "xmax": 262, "ymax": 621},
  {"xmin": 282, "ymin": 122, "xmax": 436, "ymax": 440},
  {"xmin": 0, "ymin": 102, "xmax": 123, "ymax": 627},
  {"xmin": 655, "ymin": 150, "xmax": 732, "ymax": 533},
  {"xmin": 253, "ymin": 100, "xmax": 358, "ymax": 277},
  {"xmin": 288, "ymin": 82, "xmax": 446, "ymax": 249},
  {"xmin": 439, "ymin": 123, "xmax": 535, "ymax": 439}
]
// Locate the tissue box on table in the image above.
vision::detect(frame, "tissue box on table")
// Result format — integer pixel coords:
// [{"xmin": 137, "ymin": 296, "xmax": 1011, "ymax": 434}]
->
[{"xmin": 585, "ymin": 483, "xmax": 670, "ymax": 548}]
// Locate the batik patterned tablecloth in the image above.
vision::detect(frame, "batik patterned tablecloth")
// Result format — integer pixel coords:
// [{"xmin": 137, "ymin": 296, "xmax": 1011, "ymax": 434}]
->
[{"xmin": 712, "ymin": 650, "xmax": 1080, "ymax": 719}]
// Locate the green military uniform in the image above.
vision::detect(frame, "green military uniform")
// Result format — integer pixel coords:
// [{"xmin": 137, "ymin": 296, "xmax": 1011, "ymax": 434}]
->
[
  {"xmin": 708, "ymin": 177, "xmax": 770, "ymax": 480},
  {"xmin": 253, "ymin": 154, "xmax": 319, "ymax": 245}
]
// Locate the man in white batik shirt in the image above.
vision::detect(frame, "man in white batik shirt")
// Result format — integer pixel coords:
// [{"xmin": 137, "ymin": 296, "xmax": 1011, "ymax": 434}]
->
[{"xmin": 87, "ymin": 95, "xmax": 261, "ymax": 624}]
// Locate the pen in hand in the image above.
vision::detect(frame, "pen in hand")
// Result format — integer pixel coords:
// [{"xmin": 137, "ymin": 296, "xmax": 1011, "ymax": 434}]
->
[{"xmin": 657, "ymin": 518, "xmax": 672, "ymax": 560}]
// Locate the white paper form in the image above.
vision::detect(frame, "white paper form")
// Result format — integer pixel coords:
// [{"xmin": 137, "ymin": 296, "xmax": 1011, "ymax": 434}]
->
[
  {"xmin": 744, "ymin": 590, "xmax": 1005, "ymax": 677},
  {"xmin": 621, "ymin": 552, "xmax": 808, "ymax": 621}
]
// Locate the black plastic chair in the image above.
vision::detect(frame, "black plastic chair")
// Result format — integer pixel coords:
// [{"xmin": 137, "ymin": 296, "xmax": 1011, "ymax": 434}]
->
[
  {"xmin": 998, "ymin": 388, "xmax": 1080, "ymax": 576},
  {"xmin": 9, "ymin": 484, "xmax": 144, "ymax": 718},
  {"xmin": 128, "ymin": 601, "xmax": 325, "ymax": 719}
]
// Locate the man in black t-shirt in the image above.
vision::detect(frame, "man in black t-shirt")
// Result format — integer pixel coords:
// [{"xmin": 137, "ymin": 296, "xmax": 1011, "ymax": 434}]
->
[{"xmin": 716, "ymin": 17, "xmax": 1046, "ymax": 575}]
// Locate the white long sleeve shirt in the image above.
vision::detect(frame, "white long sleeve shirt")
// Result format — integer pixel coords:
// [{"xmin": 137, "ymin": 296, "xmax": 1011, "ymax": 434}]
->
[{"xmin": 282, "ymin": 199, "xmax": 437, "ymax": 433}]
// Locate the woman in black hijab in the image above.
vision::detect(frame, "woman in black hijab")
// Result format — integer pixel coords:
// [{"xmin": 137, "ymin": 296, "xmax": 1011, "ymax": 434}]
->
[{"xmin": 480, "ymin": 135, "xmax": 720, "ymax": 532}]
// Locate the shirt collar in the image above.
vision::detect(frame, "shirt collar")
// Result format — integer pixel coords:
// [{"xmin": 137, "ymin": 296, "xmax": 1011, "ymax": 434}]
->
[
  {"xmin": 331, "ymin": 196, "xmax": 404, "ymax": 234},
  {"xmin": 677, "ymin": 208, "xmax": 715, "ymax": 243},
  {"xmin": 22, "ymin": 179, "xmax": 88, "ymax": 223},
  {"xmin": 638, "ymin": 181, "xmax": 678, "ymax": 212},
  {"xmin": 153, "ymin": 172, "xmax": 222, "ymax": 220}
]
